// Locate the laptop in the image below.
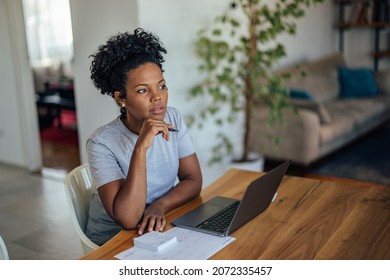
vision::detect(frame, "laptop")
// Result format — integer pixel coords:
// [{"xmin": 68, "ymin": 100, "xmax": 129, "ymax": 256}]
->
[{"xmin": 172, "ymin": 159, "xmax": 291, "ymax": 236}]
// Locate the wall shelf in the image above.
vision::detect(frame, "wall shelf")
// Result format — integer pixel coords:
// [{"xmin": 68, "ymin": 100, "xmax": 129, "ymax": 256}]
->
[{"xmin": 336, "ymin": 0, "xmax": 390, "ymax": 70}]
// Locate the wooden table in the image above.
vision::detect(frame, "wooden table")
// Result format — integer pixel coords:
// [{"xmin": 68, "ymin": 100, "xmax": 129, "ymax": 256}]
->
[{"xmin": 81, "ymin": 169, "xmax": 390, "ymax": 260}]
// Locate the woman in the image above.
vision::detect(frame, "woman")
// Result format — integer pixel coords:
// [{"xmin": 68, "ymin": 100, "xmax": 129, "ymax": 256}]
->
[{"xmin": 85, "ymin": 28, "xmax": 202, "ymax": 245}]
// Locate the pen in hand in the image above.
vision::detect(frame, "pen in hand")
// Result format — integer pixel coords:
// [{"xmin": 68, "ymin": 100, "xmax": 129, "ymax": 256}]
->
[{"xmin": 168, "ymin": 128, "xmax": 179, "ymax": 132}]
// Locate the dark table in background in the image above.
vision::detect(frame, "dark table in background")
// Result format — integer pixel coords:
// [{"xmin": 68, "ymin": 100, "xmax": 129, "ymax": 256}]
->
[{"xmin": 36, "ymin": 83, "xmax": 75, "ymax": 129}]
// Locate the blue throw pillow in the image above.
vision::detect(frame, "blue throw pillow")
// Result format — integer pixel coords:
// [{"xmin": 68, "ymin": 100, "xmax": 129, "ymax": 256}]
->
[
  {"xmin": 338, "ymin": 67, "xmax": 378, "ymax": 98},
  {"xmin": 289, "ymin": 89, "xmax": 314, "ymax": 100}
]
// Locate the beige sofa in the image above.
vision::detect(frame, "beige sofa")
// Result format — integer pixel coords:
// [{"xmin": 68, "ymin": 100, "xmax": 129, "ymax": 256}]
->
[{"xmin": 249, "ymin": 53, "xmax": 390, "ymax": 166}]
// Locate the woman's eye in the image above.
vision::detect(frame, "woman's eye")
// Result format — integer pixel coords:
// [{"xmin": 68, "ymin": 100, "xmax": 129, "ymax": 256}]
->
[
  {"xmin": 137, "ymin": 89, "xmax": 147, "ymax": 94},
  {"xmin": 159, "ymin": 85, "xmax": 167, "ymax": 90}
]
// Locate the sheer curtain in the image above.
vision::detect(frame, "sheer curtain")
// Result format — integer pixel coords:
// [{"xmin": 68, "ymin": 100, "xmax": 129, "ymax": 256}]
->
[{"xmin": 22, "ymin": 0, "xmax": 74, "ymax": 68}]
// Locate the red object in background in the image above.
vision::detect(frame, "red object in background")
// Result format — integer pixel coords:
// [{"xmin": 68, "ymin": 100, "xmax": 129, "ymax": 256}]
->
[{"xmin": 40, "ymin": 110, "xmax": 78, "ymax": 146}]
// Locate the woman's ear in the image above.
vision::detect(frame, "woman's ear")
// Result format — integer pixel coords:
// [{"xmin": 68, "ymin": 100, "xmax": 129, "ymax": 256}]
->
[{"xmin": 114, "ymin": 91, "xmax": 125, "ymax": 107}]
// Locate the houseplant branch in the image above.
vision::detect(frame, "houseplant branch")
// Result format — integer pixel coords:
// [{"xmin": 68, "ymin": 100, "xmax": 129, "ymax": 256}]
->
[{"xmin": 188, "ymin": 0, "xmax": 323, "ymax": 165}]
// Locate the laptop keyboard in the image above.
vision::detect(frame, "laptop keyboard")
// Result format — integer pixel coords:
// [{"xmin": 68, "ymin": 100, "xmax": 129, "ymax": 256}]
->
[{"xmin": 196, "ymin": 201, "xmax": 240, "ymax": 233}]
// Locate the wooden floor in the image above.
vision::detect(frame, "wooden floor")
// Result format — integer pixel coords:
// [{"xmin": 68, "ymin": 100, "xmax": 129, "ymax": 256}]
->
[
  {"xmin": 40, "ymin": 139, "xmax": 81, "ymax": 176},
  {"xmin": 38, "ymin": 108, "xmax": 81, "ymax": 176},
  {"xmin": 264, "ymin": 158, "xmax": 387, "ymax": 189}
]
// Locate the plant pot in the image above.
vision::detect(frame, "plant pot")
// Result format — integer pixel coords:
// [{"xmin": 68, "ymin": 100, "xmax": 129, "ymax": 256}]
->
[{"xmin": 228, "ymin": 152, "xmax": 264, "ymax": 172}]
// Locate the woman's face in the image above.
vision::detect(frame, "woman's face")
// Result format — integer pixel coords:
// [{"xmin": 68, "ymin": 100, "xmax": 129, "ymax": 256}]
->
[{"xmin": 118, "ymin": 62, "xmax": 168, "ymax": 131}]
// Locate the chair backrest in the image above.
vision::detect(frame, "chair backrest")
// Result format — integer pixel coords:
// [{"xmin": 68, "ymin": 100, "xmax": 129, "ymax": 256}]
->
[
  {"xmin": 64, "ymin": 163, "xmax": 99, "ymax": 255},
  {"xmin": 0, "ymin": 235, "xmax": 9, "ymax": 260}
]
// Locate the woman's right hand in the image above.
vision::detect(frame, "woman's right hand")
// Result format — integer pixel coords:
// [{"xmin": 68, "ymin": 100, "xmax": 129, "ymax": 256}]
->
[{"xmin": 137, "ymin": 119, "xmax": 173, "ymax": 149}]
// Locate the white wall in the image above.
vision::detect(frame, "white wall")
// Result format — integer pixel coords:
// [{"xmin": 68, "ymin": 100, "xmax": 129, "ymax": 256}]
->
[
  {"xmin": 0, "ymin": 0, "xmax": 379, "ymax": 181},
  {"xmin": 278, "ymin": 1, "xmax": 338, "ymax": 66},
  {"xmin": 137, "ymin": 0, "xmax": 234, "ymax": 184},
  {"xmin": 69, "ymin": 0, "xmax": 139, "ymax": 163},
  {"xmin": 136, "ymin": 0, "xmax": 338, "ymax": 185},
  {"xmin": 0, "ymin": 0, "xmax": 41, "ymax": 170}
]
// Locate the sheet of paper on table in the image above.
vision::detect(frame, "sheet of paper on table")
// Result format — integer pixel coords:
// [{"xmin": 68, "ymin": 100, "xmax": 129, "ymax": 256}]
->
[{"xmin": 115, "ymin": 227, "xmax": 235, "ymax": 260}]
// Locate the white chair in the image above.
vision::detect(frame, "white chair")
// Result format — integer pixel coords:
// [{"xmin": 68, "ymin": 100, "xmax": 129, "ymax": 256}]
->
[
  {"xmin": 0, "ymin": 235, "xmax": 9, "ymax": 260},
  {"xmin": 64, "ymin": 163, "xmax": 100, "ymax": 255}
]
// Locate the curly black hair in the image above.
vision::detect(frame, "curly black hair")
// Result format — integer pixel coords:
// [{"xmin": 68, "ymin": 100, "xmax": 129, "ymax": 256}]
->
[{"xmin": 89, "ymin": 28, "xmax": 167, "ymax": 99}]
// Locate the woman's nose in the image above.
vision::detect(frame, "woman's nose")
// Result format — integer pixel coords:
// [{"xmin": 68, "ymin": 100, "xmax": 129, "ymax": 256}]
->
[{"xmin": 150, "ymin": 91, "xmax": 162, "ymax": 102}]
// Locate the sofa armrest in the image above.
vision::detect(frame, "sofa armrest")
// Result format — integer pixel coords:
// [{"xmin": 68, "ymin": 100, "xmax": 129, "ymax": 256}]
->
[
  {"xmin": 249, "ymin": 107, "xmax": 321, "ymax": 165},
  {"xmin": 375, "ymin": 70, "xmax": 390, "ymax": 95}
]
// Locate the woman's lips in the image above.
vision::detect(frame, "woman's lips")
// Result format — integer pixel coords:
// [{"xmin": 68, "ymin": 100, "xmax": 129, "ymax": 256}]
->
[{"xmin": 149, "ymin": 106, "xmax": 165, "ymax": 115}]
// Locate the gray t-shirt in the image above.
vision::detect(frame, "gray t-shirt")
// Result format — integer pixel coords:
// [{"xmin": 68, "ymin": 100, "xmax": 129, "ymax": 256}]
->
[{"xmin": 85, "ymin": 107, "xmax": 195, "ymax": 245}]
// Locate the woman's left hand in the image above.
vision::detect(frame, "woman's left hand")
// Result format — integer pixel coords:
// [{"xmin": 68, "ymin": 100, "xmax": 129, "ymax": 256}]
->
[{"xmin": 137, "ymin": 202, "xmax": 167, "ymax": 235}]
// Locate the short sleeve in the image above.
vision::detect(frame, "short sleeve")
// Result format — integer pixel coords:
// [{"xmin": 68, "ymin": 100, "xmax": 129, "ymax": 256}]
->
[{"xmin": 86, "ymin": 137, "xmax": 125, "ymax": 188}]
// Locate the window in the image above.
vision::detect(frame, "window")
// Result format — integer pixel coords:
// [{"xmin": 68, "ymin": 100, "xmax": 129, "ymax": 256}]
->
[{"xmin": 22, "ymin": 0, "xmax": 74, "ymax": 67}]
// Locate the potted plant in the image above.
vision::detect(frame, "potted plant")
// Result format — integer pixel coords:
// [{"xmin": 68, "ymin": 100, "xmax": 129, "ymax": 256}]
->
[{"xmin": 188, "ymin": 0, "xmax": 323, "ymax": 165}]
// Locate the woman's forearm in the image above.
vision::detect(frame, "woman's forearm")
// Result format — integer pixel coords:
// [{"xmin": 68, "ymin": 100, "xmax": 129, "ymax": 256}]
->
[
  {"xmin": 153, "ymin": 176, "xmax": 202, "ymax": 214},
  {"xmin": 111, "ymin": 146, "xmax": 148, "ymax": 228}
]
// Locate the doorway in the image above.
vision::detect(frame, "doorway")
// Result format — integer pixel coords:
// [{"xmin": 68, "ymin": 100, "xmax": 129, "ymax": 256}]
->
[{"xmin": 22, "ymin": 0, "xmax": 80, "ymax": 178}]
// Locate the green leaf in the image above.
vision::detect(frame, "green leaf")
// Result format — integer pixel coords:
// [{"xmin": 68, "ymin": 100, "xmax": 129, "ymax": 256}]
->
[
  {"xmin": 212, "ymin": 29, "xmax": 222, "ymax": 36},
  {"xmin": 187, "ymin": 0, "xmax": 324, "ymax": 164}
]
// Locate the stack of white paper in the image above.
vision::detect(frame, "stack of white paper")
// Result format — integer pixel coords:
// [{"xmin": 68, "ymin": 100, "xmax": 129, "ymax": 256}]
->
[
  {"xmin": 116, "ymin": 227, "xmax": 236, "ymax": 260},
  {"xmin": 133, "ymin": 231, "xmax": 178, "ymax": 252}
]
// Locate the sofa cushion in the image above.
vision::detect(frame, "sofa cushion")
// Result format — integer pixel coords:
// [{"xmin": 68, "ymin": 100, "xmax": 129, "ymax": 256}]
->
[
  {"xmin": 279, "ymin": 53, "xmax": 345, "ymax": 103},
  {"xmin": 289, "ymin": 89, "xmax": 314, "ymax": 100},
  {"xmin": 290, "ymin": 98, "xmax": 332, "ymax": 125},
  {"xmin": 338, "ymin": 66, "xmax": 378, "ymax": 98},
  {"xmin": 320, "ymin": 96, "xmax": 390, "ymax": 148},
  {"xmin": 375, "ymin": 69, "xmax": 390, "ymax": 94}
]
